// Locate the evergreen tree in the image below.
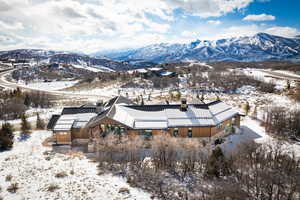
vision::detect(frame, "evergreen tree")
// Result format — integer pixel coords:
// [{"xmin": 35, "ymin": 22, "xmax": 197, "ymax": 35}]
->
[
  {"xmin": 206, "ymin": 146, "xmax": 228, "ymax": 177},
  {"xmin": 36, "ymin": 113, "xmax": 45, "ymax": 130},
  {"xmin": 286, "ymin": 80, "xmax": 291, "ymax": 90},
  {"xmin": 24, "ymin": 94, "xmax": 31, "ymax": 107},
  {"xmin": 21, "ymin": 113, "xmax": 31, "ymax": 135},
  {"xmin": 0, "ymin": 123, "xmax": 14, "ymax": 150}
]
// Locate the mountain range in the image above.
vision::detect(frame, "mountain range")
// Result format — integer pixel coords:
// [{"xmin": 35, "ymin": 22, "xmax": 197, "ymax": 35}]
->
[
  {"xmin": 96, "ymin": 33, "xmax": 300, "ymax": 63},
  {"xmin": 0, "ymin": 33, "xmax": 300, "ymax": 71}
]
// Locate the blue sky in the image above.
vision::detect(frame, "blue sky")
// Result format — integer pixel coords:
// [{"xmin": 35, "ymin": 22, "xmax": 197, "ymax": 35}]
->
[{"xmin": 0, "ymin": 0, "xmax": 299, "ymax": 53}]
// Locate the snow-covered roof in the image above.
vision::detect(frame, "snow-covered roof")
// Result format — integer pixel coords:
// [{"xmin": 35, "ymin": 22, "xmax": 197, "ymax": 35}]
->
[
  {"xmin": 53, "ymin": 113, "xmax": 97, "ymax": 131},
  {"xmin": 103, "ymin": 100, "xmax": 239, "ymax": 129}
]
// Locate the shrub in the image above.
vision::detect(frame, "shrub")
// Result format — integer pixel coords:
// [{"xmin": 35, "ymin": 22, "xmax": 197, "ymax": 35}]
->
[
  {"xmin": 7, "ymin": 183, "xmax": 19, "ymax": 193},
  {"xmin": 47, "ymin": 184, "xmax": 60, "ymax": 192},
  {"xmin": 55, "ymin": 171, "xmax": 68, "ymax": 178}
]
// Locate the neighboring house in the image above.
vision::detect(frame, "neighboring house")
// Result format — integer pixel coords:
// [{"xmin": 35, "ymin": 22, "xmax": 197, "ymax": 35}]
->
[{"xmin": 48, "ymin": 96, "xmax": 241, "ymax": 145}]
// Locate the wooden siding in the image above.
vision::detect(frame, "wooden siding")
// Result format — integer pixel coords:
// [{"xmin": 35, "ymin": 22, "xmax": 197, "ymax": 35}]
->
[{"xmin": 71, "ymin": 128, "xmax": 89, "ymax": 139}]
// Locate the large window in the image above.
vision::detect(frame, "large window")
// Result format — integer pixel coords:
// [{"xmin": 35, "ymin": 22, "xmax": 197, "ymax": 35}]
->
[
  {"xmin": 173, "ymin": 128, "xmax": 179, "ymax": 137},
  {"xmin": 188, "ymin": 128, "xmax": 192, "ymax": 138},
  {"xmin": 139, "ymin": 130, "xmax": 152, "ymax": 139}
]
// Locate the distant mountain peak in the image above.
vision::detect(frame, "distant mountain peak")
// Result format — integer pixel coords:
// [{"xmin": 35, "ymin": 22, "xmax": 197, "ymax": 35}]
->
[{"xmin": 98, "ymin": 33, "xmax": 300, "ymax": 63}]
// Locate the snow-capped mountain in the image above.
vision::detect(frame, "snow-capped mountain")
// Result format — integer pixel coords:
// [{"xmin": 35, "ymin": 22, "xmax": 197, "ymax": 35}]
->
[
  {"xmin": 0, "ymin": 49, "xmax": 132, "ymax": 71},
  {"xmin": 98, "ymin": 33, "xmax": 300, "ymax": 63}
]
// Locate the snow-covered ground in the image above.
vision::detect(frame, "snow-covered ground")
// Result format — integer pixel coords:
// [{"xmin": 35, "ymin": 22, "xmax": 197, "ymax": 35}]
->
[
  {"xmin": 0, "ymin": 107, "xmax": 62, "ymax": 127},
  {"xmin": 72, "ymin": 64, "xmax": 115, "ymax": 73},
  {"xmin": 19, "ymin": 80, "xmax": 78, "ymax": 91},
  {"xmin": 0, "ymin": 131, "xmax": 151, "ymax": 200},
  {"xmin": 221, "ymin": 117, "xmax": 300, "ymax": 158}
]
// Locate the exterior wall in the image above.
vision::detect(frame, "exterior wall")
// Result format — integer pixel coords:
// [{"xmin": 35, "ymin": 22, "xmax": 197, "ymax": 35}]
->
[
  {"xmin": 71, "ymin": 128, "xmax": 89, "ymax": 139},
  {"xmin": 90, "ymin": 116, "xmax": 237, "ymax": 139},
  {"xmin": 55, "ymin": 131, "xmax": 71, "ymax": 145},
  {"xmin": 235, "ymin": 115, "xmax": 241, "ymax": 127},
  {"xmin": 211, "ymin": 119, "xmax": 233, "ymax": 136},
  {"xmin": 192, "ymin": 127, "xmax": 211, "ymax": 137}
]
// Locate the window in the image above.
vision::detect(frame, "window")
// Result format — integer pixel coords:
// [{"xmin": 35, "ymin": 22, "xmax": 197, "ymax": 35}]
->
[
  {"xmin": 139, "ymin": 130, "xmax": 152, "ymax": 139},
  {"xmin": 188, "ymin": 128, "xmax": 192, "ymax": 138},
  {"xmin": 173, "ymin": 128, "xmax": 179, "ymax": 137},
  {"xmin": 59, "ymin": 132, "xmax": 68, "ymax": 135},
  {"xmin": 217, "ymin": 124, "xmax": 222, "ymax": 129}
]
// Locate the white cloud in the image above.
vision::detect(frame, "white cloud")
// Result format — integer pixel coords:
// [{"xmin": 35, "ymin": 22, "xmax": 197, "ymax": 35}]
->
[
  {"xmin": 207, "ymin": 20, "xmax": 221, "ymax": 25},
  {"xmin": 243, "ymin": 14, "xmax": 275, "ymax": 21},
  {"xmin": 264, "ymin": 26, "xmax": 300, "ymax": 38},
  {"xmin": 163, "ymin": 0, "xmax": 253, "ymax": 18},
  {"xmin": 0, "ymin": 20, "xmax": 24, "ymax": 30},
  {"xmin": 181, "ymin": 31, "xmax": 198, "ymax": 38},
  {"xmin": 212, "ymin": 24, "xmax": 299, "ymax": 39},
  {"xmin": 0, "ymin": 0, "xmax": 296, "ymax": 53}
]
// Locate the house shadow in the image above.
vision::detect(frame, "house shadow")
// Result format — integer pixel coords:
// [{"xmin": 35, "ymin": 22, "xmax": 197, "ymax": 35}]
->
[
  {"xmin": 18, "ymin": 134, "xmax": 31, "ymax": 142},
  {"xmin": 221, "ymin": 125, "xmax": 263, "ymax": 157}
]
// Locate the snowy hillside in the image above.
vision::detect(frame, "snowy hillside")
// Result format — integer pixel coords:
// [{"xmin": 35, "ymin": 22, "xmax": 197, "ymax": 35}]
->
[
  {"xmin": 0, "ymin": 49, "xmax": 132, "ymax": 71},
  {"xmin": 99, "ymin": 33, "xmax": 300, "ymax": 63},
  {"xmin": 0, "ymin": 131, "xmax": 151, "ymax": 200}
]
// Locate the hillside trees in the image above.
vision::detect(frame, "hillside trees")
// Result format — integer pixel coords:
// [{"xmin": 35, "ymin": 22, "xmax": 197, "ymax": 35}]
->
[
  {"xmin": 0, "ymin": 88, "xmax": 54, "ymax": 120},
  {"xmin": 0, "ymin": 123, "xmax": 14, "ymax": 150}
]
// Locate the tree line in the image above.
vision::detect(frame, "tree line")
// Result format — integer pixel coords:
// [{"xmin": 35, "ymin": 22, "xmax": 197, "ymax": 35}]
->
[
  {"xmin": 0, "ymin": 88, "xmax": 54, "ymax": 120},
  {"xmin": 95, "ymin": 134, "xmax": 299, "ymax": 200}
]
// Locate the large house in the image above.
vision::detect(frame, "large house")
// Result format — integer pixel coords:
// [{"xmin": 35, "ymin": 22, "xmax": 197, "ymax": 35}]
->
[{"xmin": 47, "ymin": 96, "xmax": 241, "ymax": 145}]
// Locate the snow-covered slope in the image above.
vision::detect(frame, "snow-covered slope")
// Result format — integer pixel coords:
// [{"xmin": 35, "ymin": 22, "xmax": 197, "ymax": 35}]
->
[
  {"xmin": 0, "ymin": 131, "xmax": 151, "ymax": 200},
  {"xmin": 0, "ymin": 49, "xmax": 132, "ymax": 71},
  {"xmin": 100, "ymin": 33, "xmax": 300, "ymax": 63}
]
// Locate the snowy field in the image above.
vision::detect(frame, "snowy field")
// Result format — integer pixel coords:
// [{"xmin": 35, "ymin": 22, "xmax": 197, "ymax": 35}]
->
[
  {"xmin": 19, "ymin": 80, "xmax": 78, "ymax": 91},
  {"xmin": 0, "ymin": 131, "xmax": 151, "ymax": 200}
]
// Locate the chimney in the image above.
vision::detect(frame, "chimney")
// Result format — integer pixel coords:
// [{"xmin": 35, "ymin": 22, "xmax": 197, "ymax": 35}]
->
[
  {"xmin": 180, "ymin": 98, "xmax": 188, "ymax": 112},
  {"xmin": 96, "ymin": 100, "xmax": 104, "ymax": 113}
]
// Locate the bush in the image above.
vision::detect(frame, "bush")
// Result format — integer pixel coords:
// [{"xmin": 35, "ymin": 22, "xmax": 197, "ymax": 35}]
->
[
  {"xmin": 7, "ymin": 183, "xmax": 19, "ymax": 193},
  {"xmin": 47, "ymin": 184, "xmax": 60, "ymax": 192},
  {"xmin": 55, "ymin": 171, "xmax": 68, "ymax": 178}
]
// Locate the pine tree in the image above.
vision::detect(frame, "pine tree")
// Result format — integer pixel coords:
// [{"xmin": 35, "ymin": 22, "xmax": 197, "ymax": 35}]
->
[
  {"xmin": 0, "ymin": 123, "xmax": 14, "ymax": 150},
  {"xmin": 36, "ymin": 113, "xmax": 45, "ymax": 130},
  {"xmin": 24, "ymin": 94, "xmax": 31, "ymax": 107},
  {"xmin": 21, "ymin": 113, "xmax": 31, "ymax": 135},
  {"xmin": 286, "ymin": 80, "xmax": 291, "ymax": 90}
]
